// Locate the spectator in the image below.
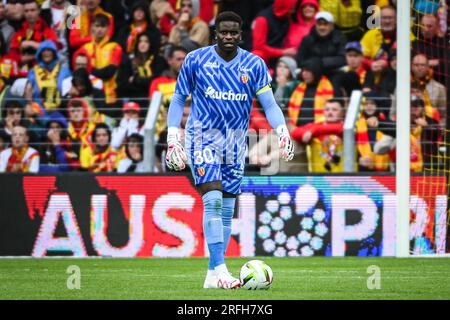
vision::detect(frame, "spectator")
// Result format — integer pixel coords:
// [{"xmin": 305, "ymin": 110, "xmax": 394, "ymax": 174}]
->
[
  {"xmin": 295, "ymin": 11, "xmax": 347, "ymax": 81},
  {"xmin": 39, "ymin": 111, "xmax": 76, "ymax": 172},
  {"xmin": 23, "ymin": 101, "xmax": 46, "ymax": 141},
  {"xmin": 74, "ymin": 13, "xmax": 123, "ymax": 118},
  {"xmin": 288, "ymin": 58, "xmax": 335, "ymax": 127},
  {"xmin": 111, "ymin": 101, "xmax": 143, "ymax": 154},
  {"xmin": 150, "ymin": 0, "xmax": 178, "ymax": 36},
  {"xmin": 61, "ymin": 53, "xmax": 104, "ymax": 98},
  {"xmin": 0, "ymin": 2, "xmax": 14, "ymax": 52},
  {"xmin": 0, "ymin": 46, "xmax": 36, "ymax": 85},
  {"xmin": 150, "ymin": 0, "xmax": 214, "ymax": 37},
  {"xmin": 0, "ymin": 124, "xmax": 39, "ymax": 173},
  {"xmin": 360, "ymin": 6, "xmax": 400, "ymax": 81},
  {"xmin": 272, "ymin": 56, "xmax": 300, "ymax": 111},
  {"xmin": 149, "ymin": 45, "xmax": 187, "ymax": 139},
  {"xmin": 411, "ymin": 53, "xmax": 446, "ymax": 126},
  {"xmin": 40, "ymin": 0, "xmax": 72, "ymax": 65},
  {"xmin": 9, "ymin": 0, "xmax": 58, "ymax": 61},
  {"xmin": 4, "ymin": 0, "xmax": 24, "ymax": 30},
  {"xmin": 285, "ymin": 58, "xmax": 335, "ymax": 171},
  {"xmin": 355, "ymin": 92, "xmax": 391, "ymax": 172},
  {"xmin": 284, "ymin": 0, "xmax": 319, "ymax": 50},
  {"xmin": 64, "ymin": 68, "xmax": 113, "ymax": 128},
  {"xmin": 0, "ymin": 100, "xmax": 27, "ymax": 144},
  {"xmin": 69, "ymin": 0, "xmax": 114, "ymax": 51},
  {"xmin": 66, "ymin": 98, "xmax": 95, "ymax": 161},
  {"xmin": 80, "ymin": 122, "xmax": 118, "ymax": 172},
  {"xmin": 336, "ymin": 41, "xmax": 375, "ymax": 96},
  {"xmin": 118, "ymin": 31, "xmax": 167, "ymax": 107},
  {"xmin": 25, "ymin": 40, "xmax": 72, "ymax": 112},
  {"xmin": 249, "ymin": 56, "xmax": 301, "ymax": 172},
  {"xmin": 412, "ymin": 14, "xmax": 446, "ymax": 72},
  {"xmin": 295, "ymin": 98, "xmax": 345, "ymax": 172},
  {"xmin": 320, "ymin": 0, "xmax": 364, "ymax": 41},
  {"xmin": 410, "ymin": 96, "xmax": 439, "ymax": 171},
  {"xmin": 115, "ymin": 1, "xmax": 161, "ymax": 56},
  {"xmin": 167, "ymin": 0, "xmax": 210, "ymax": 53},
  {"xmin": 375, "ymin": 96, "xmax": 440, "ymax": 171},
  {"xmin": 252, "ymin": 0, "xmax": 297, "ymax": 66},
  {"xmin": 117, "ymin": 133, "xmax": 145, "ymax": 173}
]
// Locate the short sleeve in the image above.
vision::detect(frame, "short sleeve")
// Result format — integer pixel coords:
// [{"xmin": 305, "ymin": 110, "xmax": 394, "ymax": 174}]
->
[
  {"xmin": 175, "ymin": 52, "xmax": 196, "ymax": 96},
  {"xmin": 253, "ymin": 58, "xmax": 272, "ymax": 94}
]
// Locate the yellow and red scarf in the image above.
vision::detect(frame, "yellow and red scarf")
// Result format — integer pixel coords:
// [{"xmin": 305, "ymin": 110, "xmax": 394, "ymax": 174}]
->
[
  {"xmin": 127, "ymin": 22, "xmax": 148, "ymax": 54},
  {"xmin": 6, "ymin": 146, "xmax": 39, "ymax": 172},
  {"xmin": 34, "ymin": 63, "xmax": 62, "ymax": 111},
  {"xmin": 288, "ymin": 76, "xmax": 334, "ymax": 126}
]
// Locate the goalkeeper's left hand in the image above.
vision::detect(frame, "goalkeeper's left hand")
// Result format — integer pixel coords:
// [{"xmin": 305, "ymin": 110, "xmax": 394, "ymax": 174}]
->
[{"xmin": 276, "ymin": 125, "xmax": 294, "ymax": 162}]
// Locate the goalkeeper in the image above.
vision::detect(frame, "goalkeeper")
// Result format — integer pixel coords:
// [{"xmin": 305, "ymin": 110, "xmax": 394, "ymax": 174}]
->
[{"xmin": 165, "ymin": 11, "xmax": 294, "ymax": 289}]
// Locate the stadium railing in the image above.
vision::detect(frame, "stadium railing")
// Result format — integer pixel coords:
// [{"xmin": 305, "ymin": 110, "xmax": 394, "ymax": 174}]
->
[
  {"xmin": 143, "ymin": 91, "xmax": 163, "ymax": 172},
  {"xmin": 343, "ymin": 90, "xmax": 363, "ymax": 172}
]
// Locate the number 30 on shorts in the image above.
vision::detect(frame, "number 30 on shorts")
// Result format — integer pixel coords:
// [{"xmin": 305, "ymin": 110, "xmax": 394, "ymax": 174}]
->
[{"xmin": 193, "ymin": 148, "xmax": 215, "ymax": 165}]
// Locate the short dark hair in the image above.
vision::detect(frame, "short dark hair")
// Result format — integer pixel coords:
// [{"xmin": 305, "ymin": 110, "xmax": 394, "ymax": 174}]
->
[
  {"xmin": 93, "ymin": 13, "xmax": 110, "ymax": 27},
  {"xmin": 326, "ymin": 98, "xmax": 345, "ymax": 109},
  {"xmin": 92, "ymin": 123, "xmax": 111, "ymax": 144},
  {"xmin": 22, "ymin": 0, "xmax": 38, "ymax": 7},
  {"xmin": 215, "ymin": 11, "xmax": 243, "ymax": 29},
  {"xmin": 168, "ymin": 45, "xmax": 188, "ymax": 59}
]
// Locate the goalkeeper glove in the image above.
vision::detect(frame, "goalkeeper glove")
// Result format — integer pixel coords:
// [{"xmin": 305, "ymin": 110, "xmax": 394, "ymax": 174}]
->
[
  {"xmin": 276, "ymin": 125, "xmax": 294, "ymax": 162},
  {"xmin": 166, "ymin": 127, "xmax": 187, "ymax": 171}
]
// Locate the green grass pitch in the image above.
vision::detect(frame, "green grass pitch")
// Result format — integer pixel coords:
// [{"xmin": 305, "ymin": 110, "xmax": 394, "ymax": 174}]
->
[{"xmin": 0, "ymin": 257, "xmax": 449, "ymax": 300}]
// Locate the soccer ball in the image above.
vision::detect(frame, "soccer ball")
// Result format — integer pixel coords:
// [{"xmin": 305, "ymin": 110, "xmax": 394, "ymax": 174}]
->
[{"xmin": 239, "ymin": 260, "xmax": 273, "ymax": 290}]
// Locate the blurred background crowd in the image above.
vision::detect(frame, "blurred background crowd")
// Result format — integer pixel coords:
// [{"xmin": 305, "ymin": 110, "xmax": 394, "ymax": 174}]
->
[{"xmin": 0, "ymin": 0, "xmax": 448, "ymax": 174}]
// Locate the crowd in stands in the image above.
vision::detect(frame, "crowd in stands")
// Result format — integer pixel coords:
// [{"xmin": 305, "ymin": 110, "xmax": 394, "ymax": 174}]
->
[{"xmin": 0, "ymin": 0, "xmax": 447, "ymax": 174}]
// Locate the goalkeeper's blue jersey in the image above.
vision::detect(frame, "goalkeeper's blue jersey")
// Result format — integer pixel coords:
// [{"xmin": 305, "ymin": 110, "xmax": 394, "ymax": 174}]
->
[
  {"xmin": 174, "ymin": 45, "xmax": 271, "ymax": 193},
  {"xmin": 175, "ymin": 45, "xmax": 272, "ymax": 137}
]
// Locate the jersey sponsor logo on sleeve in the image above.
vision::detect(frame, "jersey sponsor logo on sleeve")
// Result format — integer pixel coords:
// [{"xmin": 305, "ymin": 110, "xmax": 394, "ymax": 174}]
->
[{"xmin": 204, "ymin": 86, "xmax": 248, "ymax": 101}]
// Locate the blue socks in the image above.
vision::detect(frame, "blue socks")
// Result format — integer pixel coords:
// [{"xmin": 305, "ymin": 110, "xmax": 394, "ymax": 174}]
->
[
  {"xmin": 222, "ymin": 197, "xmax": 236, "ymax": 255},
  {"xmin": 202, "ymin": 190, "xmax": 224, "ymax": 271},
  {"xmin": 203, "ymin": 191, "xmax": 236, "ymax": 271}
]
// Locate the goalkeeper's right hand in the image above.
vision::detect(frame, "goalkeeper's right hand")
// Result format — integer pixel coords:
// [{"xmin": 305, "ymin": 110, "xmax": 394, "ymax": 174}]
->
[{"xmin": 166, "ymin": 128, "xmax": 187, "ymax": 171}]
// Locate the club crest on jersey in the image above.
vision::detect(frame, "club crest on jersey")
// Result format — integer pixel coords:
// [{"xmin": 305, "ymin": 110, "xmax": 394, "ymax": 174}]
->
[
  {"xmin": 197, "ymin": 167, "xmax": 206, "ymax": 177},
  {"xmin": 241, "ymin": 74, "xmax": 249, "ymax": 84}
]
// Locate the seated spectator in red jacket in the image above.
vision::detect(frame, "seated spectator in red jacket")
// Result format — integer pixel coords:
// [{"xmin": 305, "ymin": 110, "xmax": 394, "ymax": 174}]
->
[
  {"xmin": 9, "ymin": 0, "xmax": 58, "ymax": 62},
  {"xmin": 69, "ymin": 0, "xmax": 114, "ymax": 51},
  {"xmin": 284, "ymin": 0, "xmax": 319, "ymax": 50},
  {"xmin": 252, "ymin": 0, "xmax": 297, "ymax": 67},
  {"xmin": 291, "ymin": 98, "xmax": 345, "ymax": 172},
  {"xmin": 0, "ymin": 124, "xmax": 39, "ymax": 173}
]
